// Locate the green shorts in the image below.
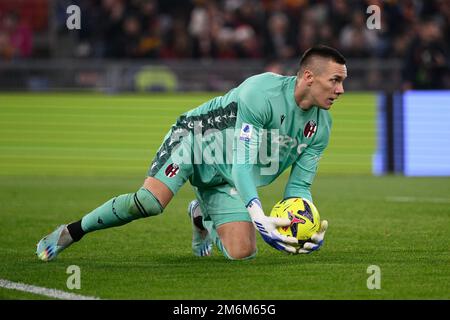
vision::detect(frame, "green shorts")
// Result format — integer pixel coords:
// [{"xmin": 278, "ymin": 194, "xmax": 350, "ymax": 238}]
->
[
  {"xmin": 193, "ymin": 183, "xmax": 251, "ymax": 227},
  {"xmin": 147, "ymin": 129, "xmax": 251, "ymax": 227}
]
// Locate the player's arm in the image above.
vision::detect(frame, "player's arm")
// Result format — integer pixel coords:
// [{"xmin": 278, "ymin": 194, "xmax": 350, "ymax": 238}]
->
[
  {"xmin": 283, "ymin": 123, "xmax": 331, "ymax": 253},
  {"xmin": 284, "ymin": 110, "xmax": 332, "ymax": 202},
  {"xmin": 231, "ymin": 92, "xmax": 298, "ymax": 253},
  {"xmin": 283, "ymin": 146, "xmax": 321, "ymax": 203}
]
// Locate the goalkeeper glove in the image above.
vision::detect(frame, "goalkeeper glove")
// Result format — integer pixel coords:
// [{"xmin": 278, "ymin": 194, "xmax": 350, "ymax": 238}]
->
[
  {"xmin": 296, "ymin": 220, "xmax": 328, "ymax": 254},
  {"xmin": 246, "ymin": 198, "xmax": 299, "ymax": 254}
]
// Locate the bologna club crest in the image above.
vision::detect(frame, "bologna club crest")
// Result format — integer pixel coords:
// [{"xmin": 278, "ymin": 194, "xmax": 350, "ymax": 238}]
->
[
  {"xmin": 165, "ymin": 163, "xmax": 179, "ymax": 178},
  {"xmin": 303, "ymin": 120, "xmax": 317, "ymax": 138}
]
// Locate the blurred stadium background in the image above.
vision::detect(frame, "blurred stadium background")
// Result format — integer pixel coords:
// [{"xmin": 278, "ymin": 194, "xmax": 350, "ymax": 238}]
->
[
  {"xmin": 0, "ymin": 0, "xmax": 449, "ymax": 92},
  {"xmin": 0, "ymin": 0, "xmax": 449, "ymax": 300},
  {"xmin": 1, "ymin": 0, "xmax": 449, "ymax": 175}
]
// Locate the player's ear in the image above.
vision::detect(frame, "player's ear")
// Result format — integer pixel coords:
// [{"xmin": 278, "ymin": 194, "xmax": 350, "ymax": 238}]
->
[{"xmin": 303, "ymin": 69, "xmax": 314, "ymax": 86}]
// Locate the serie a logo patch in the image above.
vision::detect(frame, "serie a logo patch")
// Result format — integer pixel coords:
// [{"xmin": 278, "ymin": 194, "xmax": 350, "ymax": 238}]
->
[
  {"xmin": 165, "ymin": 163, "xmax": 179, "ymax": 177},
  {"xmin": 303, "ymin": 120, "xmax": 317, "ymax": 138},
  {"xmin": 239, "ymin": 123, "xmax": 253, "ymax": 142}
]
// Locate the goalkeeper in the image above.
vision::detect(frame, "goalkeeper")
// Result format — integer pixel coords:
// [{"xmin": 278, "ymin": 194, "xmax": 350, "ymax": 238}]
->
[{"xmin": 36, "ymin": 45, "xmax": 347, "ymax": 261}]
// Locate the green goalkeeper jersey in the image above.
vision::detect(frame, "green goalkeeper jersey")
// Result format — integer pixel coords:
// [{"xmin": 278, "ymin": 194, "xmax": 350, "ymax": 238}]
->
[{"xmin": 155, "ymin": 72, "xmax": 332, "ymax": 206}]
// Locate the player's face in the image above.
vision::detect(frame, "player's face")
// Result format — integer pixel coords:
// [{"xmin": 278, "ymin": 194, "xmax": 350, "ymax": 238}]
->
[{"xmin": 311, "ymin": 61, "xmax": 347, "ymax": 109}]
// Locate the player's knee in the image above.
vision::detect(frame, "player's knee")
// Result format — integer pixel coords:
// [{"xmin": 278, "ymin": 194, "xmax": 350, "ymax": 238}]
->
[
  {"xmin": 223, "ymin": 243, "xmax": 257, "ymax": 260},
  {"xmin": 218, "ymin": 221, "xmax": 257, "ymax": 260},
  {"xmin": 129, "ymin": 187, "xmax": 164, "ymax": 218}
]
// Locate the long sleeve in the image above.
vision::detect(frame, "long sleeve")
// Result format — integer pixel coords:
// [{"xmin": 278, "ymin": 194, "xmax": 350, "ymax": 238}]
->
[
  {"xmin": 283, "ymin": 148, "xmax": 321, "ymax": 203},
  {"xmin": 231, "ymin": 89, "xmax": 271, "ymax": 206},
  {"xmin": 284, "ymin": 114, "xmax": 332, "ymax": 202}
]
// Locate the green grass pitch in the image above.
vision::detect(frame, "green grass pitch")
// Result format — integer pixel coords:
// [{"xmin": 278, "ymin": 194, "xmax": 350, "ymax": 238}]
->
[{"xmin": 0, "ymin": 92, "xmax": 448, "ymax": 300}]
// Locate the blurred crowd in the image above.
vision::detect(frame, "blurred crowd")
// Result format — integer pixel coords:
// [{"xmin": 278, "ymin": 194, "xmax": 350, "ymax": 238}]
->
[{"xmin": 0, "ymin": 0, "xmax": 449, "ymax": 88}]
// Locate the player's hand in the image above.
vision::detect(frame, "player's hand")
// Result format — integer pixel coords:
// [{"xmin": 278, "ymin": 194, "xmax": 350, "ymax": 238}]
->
[
  {"xmin": 296, "ymin": 220, "xmax": 328, "ymax": 254},
  {"xmin": 246, "ymin": 198, "xmax": 299, "ymax": 254}
]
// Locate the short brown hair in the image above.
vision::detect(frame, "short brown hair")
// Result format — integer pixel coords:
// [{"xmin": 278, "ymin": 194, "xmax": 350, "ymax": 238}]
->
[{"xmin": 299, "ymin": 45, "xmax": 346, "ymax": 71}]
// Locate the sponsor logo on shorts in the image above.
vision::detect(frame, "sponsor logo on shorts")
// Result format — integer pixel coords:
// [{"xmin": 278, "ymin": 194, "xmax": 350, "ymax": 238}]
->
[{"xmin": 165, "ymin": 163, "xmax": 179, "ymax": 178}]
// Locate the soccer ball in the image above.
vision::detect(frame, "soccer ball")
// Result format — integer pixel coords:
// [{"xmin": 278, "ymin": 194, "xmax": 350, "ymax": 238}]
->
[{"xmin": 269, "ymin": 197, "xmax": 320, "ymax": 245}]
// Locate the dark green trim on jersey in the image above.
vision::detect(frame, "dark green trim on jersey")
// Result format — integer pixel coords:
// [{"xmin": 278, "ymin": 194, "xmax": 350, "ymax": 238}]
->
[{"xmin": 148, "ymin": 102, "xmax": 238, "ymax": 176}]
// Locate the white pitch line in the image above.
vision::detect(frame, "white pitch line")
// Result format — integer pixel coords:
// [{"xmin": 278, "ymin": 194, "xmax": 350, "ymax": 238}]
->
[
  {"xmin": 386, "ymin": 196, "xmax": 450, "ymax": 204},
  {"xmin": 0, "ymin": 279, "xmax": 101, "ymax": 300}
]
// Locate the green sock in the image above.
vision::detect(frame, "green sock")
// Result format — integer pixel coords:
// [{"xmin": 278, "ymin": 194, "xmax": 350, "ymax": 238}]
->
[
  {"xmin": 81, "ymin": 188, "xmax": 163, "ymax": 233},
  {"xmin": 202, "ymin": 219, "xmax": 225, "ymax": 254}
]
